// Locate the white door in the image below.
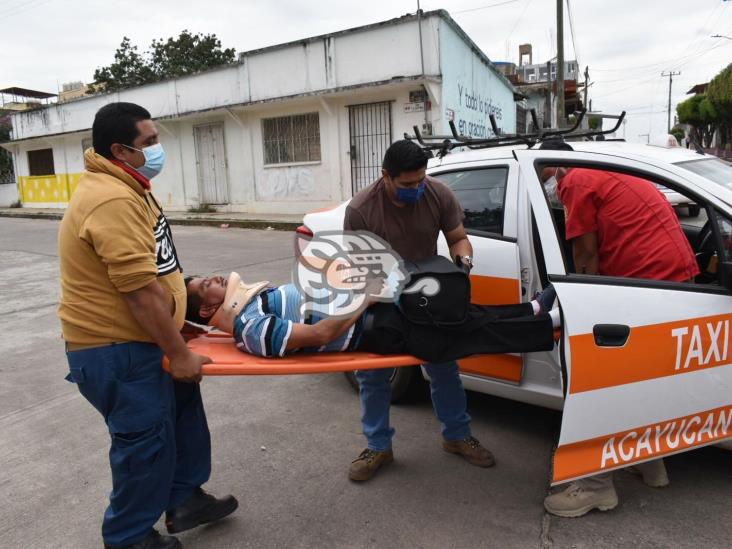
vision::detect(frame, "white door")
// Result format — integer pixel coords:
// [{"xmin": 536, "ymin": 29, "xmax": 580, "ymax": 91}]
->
[
  {"xmin": 516, "ymin": 149, "xmax": 732, "ymax": 484},
  {"xmin": 194, "ymin": 122, "xmax": 229, "ymax": 204},
  {"xmin": 433, "ymin": 162, "xmax": 526, "ymax": 383}
]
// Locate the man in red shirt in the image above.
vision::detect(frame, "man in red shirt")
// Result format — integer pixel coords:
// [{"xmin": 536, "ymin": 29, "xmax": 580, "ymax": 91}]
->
[
  {"xmin": 540, "ymin": 146, "xmax": 699, "ymax": 517},
  {"xmin": 554, "ymin": 167, "xmax": 699, "ymax": 281}
]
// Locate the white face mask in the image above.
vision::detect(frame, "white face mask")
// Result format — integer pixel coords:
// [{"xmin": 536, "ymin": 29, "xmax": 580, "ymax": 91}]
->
[{"xmin": 544, "ymin": 174, "xmax": 561, "ymax": 207}]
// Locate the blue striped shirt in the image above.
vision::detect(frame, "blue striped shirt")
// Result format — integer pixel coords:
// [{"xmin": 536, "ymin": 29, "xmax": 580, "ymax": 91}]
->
[{"xmin": 232, "ymin": 284, "xmax": 363, "ymax": 358}]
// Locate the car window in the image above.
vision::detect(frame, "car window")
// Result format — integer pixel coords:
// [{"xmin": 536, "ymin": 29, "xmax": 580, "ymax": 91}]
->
[
  {"xmin": 675, "ymin": 158, "xmax": 732, "ymax": 189},
  {"xmin": 536, "ymin": 165, "xmax": 705, "ymax": 284},
  {"xmin": 435, "ymin": 167, "xmax": 508, "ymax": 235},
  {"xmin": 717, "ymin": 214, "xmax": 732, "ymax": 263}
]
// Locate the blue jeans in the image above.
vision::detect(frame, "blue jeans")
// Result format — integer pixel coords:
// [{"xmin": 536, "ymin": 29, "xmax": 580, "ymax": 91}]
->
[
  {"xmin": 66, "ymin": 342, "xmax": 211, "ymax": 547},
  {"xmin": 355, "ymin": 361, "xmax": 471, "ymax": 451}
]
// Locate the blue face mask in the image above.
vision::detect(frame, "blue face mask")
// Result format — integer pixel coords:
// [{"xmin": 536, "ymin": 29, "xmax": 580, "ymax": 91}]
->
[
  {"xmin": 124, "ymin": 143, "xmax": 165, "ymax": 180},
  {"xmin": 395, "ymin": 180, "xmax": 426, "ymax": 204}
]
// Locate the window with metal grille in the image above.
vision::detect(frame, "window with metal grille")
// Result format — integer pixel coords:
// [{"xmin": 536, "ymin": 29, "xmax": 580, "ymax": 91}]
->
[
  {"xmin": 262, "ymin": 113, "xmax": 321, "ymax": 165},
  {"xmin": 28, "ymin": 148, "xmax": 55, "ymax": 176}
]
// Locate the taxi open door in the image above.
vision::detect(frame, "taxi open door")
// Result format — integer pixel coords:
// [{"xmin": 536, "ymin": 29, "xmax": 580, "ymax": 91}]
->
[{"xmin": 515, "ymin": 148, "xmax": 732, "ymax": 485}]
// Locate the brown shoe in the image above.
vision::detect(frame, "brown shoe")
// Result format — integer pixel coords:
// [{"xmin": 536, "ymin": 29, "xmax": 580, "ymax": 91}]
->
[
  {"xmin": 348, "ymin": 448, "xmax": 394, "ymax": 481},
  {"xmin": 442, "ymin": 436, "xmax": 495, "ymax": 467}
]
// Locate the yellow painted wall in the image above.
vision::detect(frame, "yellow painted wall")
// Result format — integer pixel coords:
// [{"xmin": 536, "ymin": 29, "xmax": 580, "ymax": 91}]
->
[{"xmin": 18, "ymin": 173, "xmax": 83, "ymax": 204}]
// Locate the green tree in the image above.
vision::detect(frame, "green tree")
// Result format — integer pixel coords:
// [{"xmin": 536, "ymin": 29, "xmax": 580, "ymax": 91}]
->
[
  {"xmin": 707, "ymin": 63, "xmax": 732, "ymax": 147},
  {"xmin": 89, "ymin": 37, "xmax": 156, "ymax": 93},
  {"xmin": 150, "ymin": 31, "xmax": 236, "ymax": 79},
  {"xmin": 669, "ymin": 126, "xmax": 684, "ymax": 145},
  {"xmin": 676, "ymin": 93, "xmax": 718, "ymax": 148},
  {"xmin": 89, "ymin": 31, "xmax": 236, "ymax": 93}
]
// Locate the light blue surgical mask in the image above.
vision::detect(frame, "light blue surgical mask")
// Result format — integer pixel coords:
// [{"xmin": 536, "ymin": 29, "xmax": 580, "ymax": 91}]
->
[
  {"xmin": 544, "ymin": 176, "xmax": 561, "ymax": 207},
  {"xmin": 395, "ymin": 180, "xmax": 426, "ymax": 204},
  {"xmin": 124, "ymin": 143, "xmax": 165, "ymax": 179}
]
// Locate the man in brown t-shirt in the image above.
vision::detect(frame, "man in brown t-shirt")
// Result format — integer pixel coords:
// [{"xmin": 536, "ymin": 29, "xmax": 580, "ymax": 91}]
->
[{"xmin": 344, "ymin": 139, "xmax": 495, "ymax": 481}]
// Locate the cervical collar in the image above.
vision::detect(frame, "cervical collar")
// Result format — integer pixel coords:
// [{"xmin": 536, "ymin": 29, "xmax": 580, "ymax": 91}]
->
[{"xmin": 209, "ymin": 272, "xmax": 269, "ymax": 334}]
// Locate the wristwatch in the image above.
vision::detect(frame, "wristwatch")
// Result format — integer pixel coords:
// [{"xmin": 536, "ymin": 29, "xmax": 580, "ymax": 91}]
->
[{"xmin": 456, "ymin": 255, "xmax": 474, "ymax": 271}]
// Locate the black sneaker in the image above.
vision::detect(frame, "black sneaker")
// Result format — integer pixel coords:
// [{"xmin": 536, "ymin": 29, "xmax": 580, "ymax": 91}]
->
[
  {"xmin": 166, "ymin": 488, "xmax": 238, "ymax": 535},
  {"xmin": 104, "ymin": 529, "xmax": 181, "ymax": 549},
  {"xmin": 534, "ymin": 284, "xmax": 557, "ymax": 314}
]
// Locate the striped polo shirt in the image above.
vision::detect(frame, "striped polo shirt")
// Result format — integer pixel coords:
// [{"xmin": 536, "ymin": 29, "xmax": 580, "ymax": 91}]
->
[{"xmin": 232, "ymin": 284, "xmax": 363, "ymax": 358}]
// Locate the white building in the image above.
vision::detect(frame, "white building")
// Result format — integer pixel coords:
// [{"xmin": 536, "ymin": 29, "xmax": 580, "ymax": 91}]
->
[{"xmin": 1, "ymin": 10, "xmax": 517, "ymax": 214}]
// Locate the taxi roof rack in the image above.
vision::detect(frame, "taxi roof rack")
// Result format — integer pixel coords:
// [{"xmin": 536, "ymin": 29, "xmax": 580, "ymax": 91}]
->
[{"xmin": 405, "ymin": 109, "xmax": 626, "ymax": 157}]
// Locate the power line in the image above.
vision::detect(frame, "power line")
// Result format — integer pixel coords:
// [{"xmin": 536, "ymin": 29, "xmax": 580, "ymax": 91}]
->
[
  {"xmin": 504, "ymin": 0, "xmax": 534, "ymax": 45},
  {"xmin": 566, "ymin": 0, "xmax": 580, "ymax": 67},
  {"xmin": 668, "ymin": 0, "xmax": 729, "ymax": 71},
  {"xmin": 0, "ymin": 0, "xmax": 52, "ymax": 18},
  {"xmin": 593, "ymin": 41, "xmax": 729, "ymax": 73},
  {"xmin": 593, "ymin": 11, "xmax": 732, "ymax": 75},
  {"xmin": 452, "ymin": 0, "xmax": 521, "ymax": 15}
]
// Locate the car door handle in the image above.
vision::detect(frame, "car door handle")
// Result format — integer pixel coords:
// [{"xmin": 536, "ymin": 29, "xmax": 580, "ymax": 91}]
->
[{"xmin": 593, "ymin": 324, "xmax": 630, "ymax": 347}]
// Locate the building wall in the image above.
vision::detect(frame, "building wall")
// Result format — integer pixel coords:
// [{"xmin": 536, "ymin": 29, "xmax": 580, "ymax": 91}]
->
[
  {"xmin": 518, "ymin": 61, "xmax": 579, "ymax": 83},
  {"xmin": 8, "ymin": 81, "xmax": 436, "ymax": 212},
  {"xmin": 9, "ymin": 14, "xmax": 442, "ymax": 143},
  {"xmin": 438, "ymin": 20, "xmax": 516, "ymax": 137},
  {"xmin": 4, "ymin": 11, "xmax": 514, "ymax": 213},
  {"xmin": 0, "ymin": 183, "xmax": 19, "ymax": 207}
]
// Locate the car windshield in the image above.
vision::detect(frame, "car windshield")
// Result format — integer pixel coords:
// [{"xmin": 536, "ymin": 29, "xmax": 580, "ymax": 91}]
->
[{"xmin": 674, "ymin": 158, "xmax": 732, "ymax": 189}]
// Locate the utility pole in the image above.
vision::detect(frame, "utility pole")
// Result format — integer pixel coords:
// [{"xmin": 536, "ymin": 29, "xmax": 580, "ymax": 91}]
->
[
  {"xmin": 661, "ymin": 70, "xmax": 680, "ymax": 134},
  {"xmin": 556, "ymin": 0, "xmax": 565, "ymax": 126},
  {"xmin": 583, "ymin": 65, "xmax": 589, "ymax": 110}
]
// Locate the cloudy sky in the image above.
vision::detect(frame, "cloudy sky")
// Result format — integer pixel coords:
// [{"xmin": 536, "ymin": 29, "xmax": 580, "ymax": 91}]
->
[{"xmin": 1, "ymin": 0, "xmax": 731, "ymax": 142}]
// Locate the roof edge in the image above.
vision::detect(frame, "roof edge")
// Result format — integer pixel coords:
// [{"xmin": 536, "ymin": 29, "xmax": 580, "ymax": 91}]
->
[
  {"xmin": 239, "ymin": 10, "xmax": 444, "ymax": 58},
  {"xmin": 435, "ymin": 10, "xmax": 516, "ymax": 93}
]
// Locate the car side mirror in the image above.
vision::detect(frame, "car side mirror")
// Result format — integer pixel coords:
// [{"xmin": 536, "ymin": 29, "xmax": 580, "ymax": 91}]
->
[{"xmin": 720, "ymin": 260, "xmax": 732, "ymax": 292}]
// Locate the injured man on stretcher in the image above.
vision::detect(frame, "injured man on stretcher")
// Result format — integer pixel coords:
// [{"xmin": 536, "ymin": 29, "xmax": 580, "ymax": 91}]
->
[{"xmin": 184, "ymin": 266, "xmax": 561, "ymax": 364}]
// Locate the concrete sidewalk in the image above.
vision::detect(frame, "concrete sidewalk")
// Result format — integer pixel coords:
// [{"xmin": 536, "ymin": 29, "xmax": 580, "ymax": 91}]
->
[{"xmin": 0, "ymin": 207, "xmax": 303, "ymax": 231}]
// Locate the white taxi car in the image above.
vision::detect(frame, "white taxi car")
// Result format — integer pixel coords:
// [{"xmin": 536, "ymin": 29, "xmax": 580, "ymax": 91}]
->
[{"xmin": 300, "ymin": 138, "xmax": 732, "ymax": 483}]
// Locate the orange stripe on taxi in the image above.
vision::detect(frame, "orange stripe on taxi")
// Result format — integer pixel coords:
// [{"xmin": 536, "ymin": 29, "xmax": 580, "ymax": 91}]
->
[
  {"xmin": 568, "ymin": 313, "xmax": 732, "ymax": 394},
  {"xmin": 553, "ymin": 404, "xmax": 732, "ymax": 484}
]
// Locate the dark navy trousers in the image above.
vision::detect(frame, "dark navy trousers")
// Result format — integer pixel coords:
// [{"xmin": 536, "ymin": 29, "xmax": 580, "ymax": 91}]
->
[{"xmin": 66, "ymin": 342, "xmax": 211, "ymax": 547}]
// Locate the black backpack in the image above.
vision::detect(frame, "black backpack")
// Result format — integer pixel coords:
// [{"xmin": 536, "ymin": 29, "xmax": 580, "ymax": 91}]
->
[{"xmin": 397, "ymin": 255, "xmax": 470, "ymax": 326}]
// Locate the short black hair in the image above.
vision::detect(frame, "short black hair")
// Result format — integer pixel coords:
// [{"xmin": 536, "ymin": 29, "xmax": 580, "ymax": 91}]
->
[
  {"xmin": 92, "ymin": 102, "xmax": 151, "ymax": 159},
  {"xmin": 382, "ymin": 139, "xmax": 433, "ymax": 178},
  {"xmin": 184, "ymin": 276, "xmax": 210, "ymax": 325},
  {"xmin": 538, "ymin": 138, "xmax": 574, "ymax": 151}
]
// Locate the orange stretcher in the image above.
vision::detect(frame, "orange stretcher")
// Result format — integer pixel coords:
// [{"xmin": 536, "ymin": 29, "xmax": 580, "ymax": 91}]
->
[{"xmin": 163, "ymin": 333, "xmax": 423, "ymax": 376}]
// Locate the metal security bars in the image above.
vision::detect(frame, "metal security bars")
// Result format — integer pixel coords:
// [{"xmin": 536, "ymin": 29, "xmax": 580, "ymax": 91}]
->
[
  {"xmin": 263, "ymin": 113, "xmax": 321, "ymax": 165},
  {"xmin": 348, "ymin": 101, "xmax": 392, "ymax": 195}
]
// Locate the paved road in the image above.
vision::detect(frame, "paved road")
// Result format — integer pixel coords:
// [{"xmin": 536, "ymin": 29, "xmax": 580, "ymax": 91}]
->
[{"xmin": 0, "ymin": 218, "xmax": 729, "ymax": 549}]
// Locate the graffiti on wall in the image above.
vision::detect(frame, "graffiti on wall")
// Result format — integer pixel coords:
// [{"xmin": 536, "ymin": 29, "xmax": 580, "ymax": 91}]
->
[
  {"xmin": 257, "ymin": 167, "xmax": 317, "ymax": 201},
  {"xmin": 452, "ymin": 83, "xmax": 505, "ymax": 138}
]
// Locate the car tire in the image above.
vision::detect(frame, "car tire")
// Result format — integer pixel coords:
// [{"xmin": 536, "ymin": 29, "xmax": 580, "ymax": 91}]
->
[
  {"xmin": 343, "ymin": 367, "xmax": 419, "ymax": 403},
  {"xmin": 688, "ymin": 205, "xmax": 701, "ymax": 217}
]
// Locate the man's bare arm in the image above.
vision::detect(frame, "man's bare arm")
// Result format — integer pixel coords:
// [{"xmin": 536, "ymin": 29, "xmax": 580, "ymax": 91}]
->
[
  {"xmin": 445, "ymin": 223, "xmax": 473, "ymax": 259},
  {"xmin": 572, "ymin": 232, "xmax": 600, "ymax": 275},
  {"xmin": 122, "ymin": 280, "xmax": 211, "ymax": 382},
  {"xmin": 286, "ymin": 314, "xmax": 363, "ymax": 351}
]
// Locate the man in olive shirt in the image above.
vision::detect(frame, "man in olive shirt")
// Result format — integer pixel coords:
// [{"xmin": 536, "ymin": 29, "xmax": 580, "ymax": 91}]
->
[{"xmin": 344, "ymin": 139, "xmax": 494, "ymax": 481}]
